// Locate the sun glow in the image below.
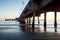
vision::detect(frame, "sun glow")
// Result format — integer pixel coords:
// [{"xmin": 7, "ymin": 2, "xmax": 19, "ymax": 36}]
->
[
  {"xmin": 57, "ymin": 12, "xmax": 60, "ymax": 21},
  {"xmin": 30, "ymin": 12, "xmax": 60, "ymax": 21}
]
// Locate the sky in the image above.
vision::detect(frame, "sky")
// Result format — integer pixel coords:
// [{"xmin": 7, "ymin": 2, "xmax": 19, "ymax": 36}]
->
[
  {"xmin": 0, "ymin": 0, "xmax": 29, "ymax": 20},
  {"xmin": 0, "ymin": 0, "xmax": 60, "ymax": 21},
  {"xmin": 32, "ymin": 12, "xmax": 60, "ymax": 21}
]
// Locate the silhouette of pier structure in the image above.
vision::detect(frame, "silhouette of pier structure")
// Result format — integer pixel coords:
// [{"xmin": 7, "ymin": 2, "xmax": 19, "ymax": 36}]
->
[{"xmin": 16, "ymin": 0, "xmax": 60, "ymax": 32}]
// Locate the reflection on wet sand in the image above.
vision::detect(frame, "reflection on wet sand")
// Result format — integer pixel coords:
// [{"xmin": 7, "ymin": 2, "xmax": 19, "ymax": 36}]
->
[
  {"xmin": 20, "ymin": 23, "xmax": 45, "ymax": 33},
  {"xmin": 19, "ymin": 23, "xmax": 60, "ymax": 33}
]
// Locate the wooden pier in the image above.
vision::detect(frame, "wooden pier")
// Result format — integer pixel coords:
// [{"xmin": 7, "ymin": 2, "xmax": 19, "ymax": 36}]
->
[{"xmin": 16, "ymin": 0, "xmax": 60, "ymax": 32}]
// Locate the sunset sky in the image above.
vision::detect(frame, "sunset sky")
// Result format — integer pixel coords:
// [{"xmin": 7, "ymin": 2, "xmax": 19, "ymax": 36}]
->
[
  {"xmin": 34, "ymin": 12, "xmax": 60, "ymax": 21},
  {"xmin": 0, "ymin": 0, "xmax": 60, "ymax": 20},
  {"xmin": 0, "ymin": 0, "xmax": 29, "ymax": 20}
]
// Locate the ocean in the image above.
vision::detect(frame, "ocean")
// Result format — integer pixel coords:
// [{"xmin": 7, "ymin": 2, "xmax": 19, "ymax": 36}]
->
[
  {"xmin": 0, "ymin": 20, "xmax": 60, "ymax": 40},
  {"xmin": 0, "ymin": 20, "xmax": 21, "ymax": 33},
  {"xmin": 0, "ymin": 20, "xmax": 60, "ymax": 33},
  {"xmin": 34, "ymin": 21, "xmax": 60, "ymax": 33}
]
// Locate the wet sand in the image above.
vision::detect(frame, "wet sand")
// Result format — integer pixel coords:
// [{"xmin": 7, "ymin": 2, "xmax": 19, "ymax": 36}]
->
[{"xmin": 0, "ymin": 28, "xmax": 60, "ymax": 40}]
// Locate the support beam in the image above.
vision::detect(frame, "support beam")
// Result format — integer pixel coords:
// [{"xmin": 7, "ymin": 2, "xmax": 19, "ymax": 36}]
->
[
  {"xmin": 29, "ymin": 18, "xmax": 31, "ymax": 27},
  {"xmin": 25, "ymin": 18, "xmax": 27, "ymax": 31},
  {"xmin": 29, "ymin": 18, "xmax": 31, "ymax": 31},
  {"xmin": 44, "ymin": 12, "xmax": 46, "ymax": 32},
  {"xmin": 38, "ymin": 14, "xmax": 40, "ymax": 32},
  {"xmin": 54, "ymin": 11, "xmax": 57, "ymax": 32},
  {"xmin": 27, "ymin": 18, "xmax": 29, "ymax": 31},
  {"xmin": 32, "ymin": 11, "xmax": 36, "ymax": 32}
]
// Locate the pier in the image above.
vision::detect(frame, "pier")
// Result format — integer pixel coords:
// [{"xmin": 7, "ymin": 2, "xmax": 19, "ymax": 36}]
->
[{"xmin": 16, "ymin": 0, "xmax": 60, "ymax": 32}]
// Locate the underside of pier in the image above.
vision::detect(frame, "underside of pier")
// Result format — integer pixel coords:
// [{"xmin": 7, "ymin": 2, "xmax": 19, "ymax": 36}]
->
[{"xmin": 16, "ymin": 0, "xmax": 60, "ymax": 32}]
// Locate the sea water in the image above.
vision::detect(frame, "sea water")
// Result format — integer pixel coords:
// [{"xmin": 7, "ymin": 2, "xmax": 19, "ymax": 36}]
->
[
  {"xmin": 0, "ymin": 20, "xmax": 60, "ymax": 33},
  {"xmin": 0, "ymin": 20, "xmax": 60, "ymax": 40},
  {"xmin": 0, "ymin": 20, "xmax": 21, "ymax": 33},
  {"xmin": 34, "ymin": 21, "xmax": 60, "ymax": 33}
]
